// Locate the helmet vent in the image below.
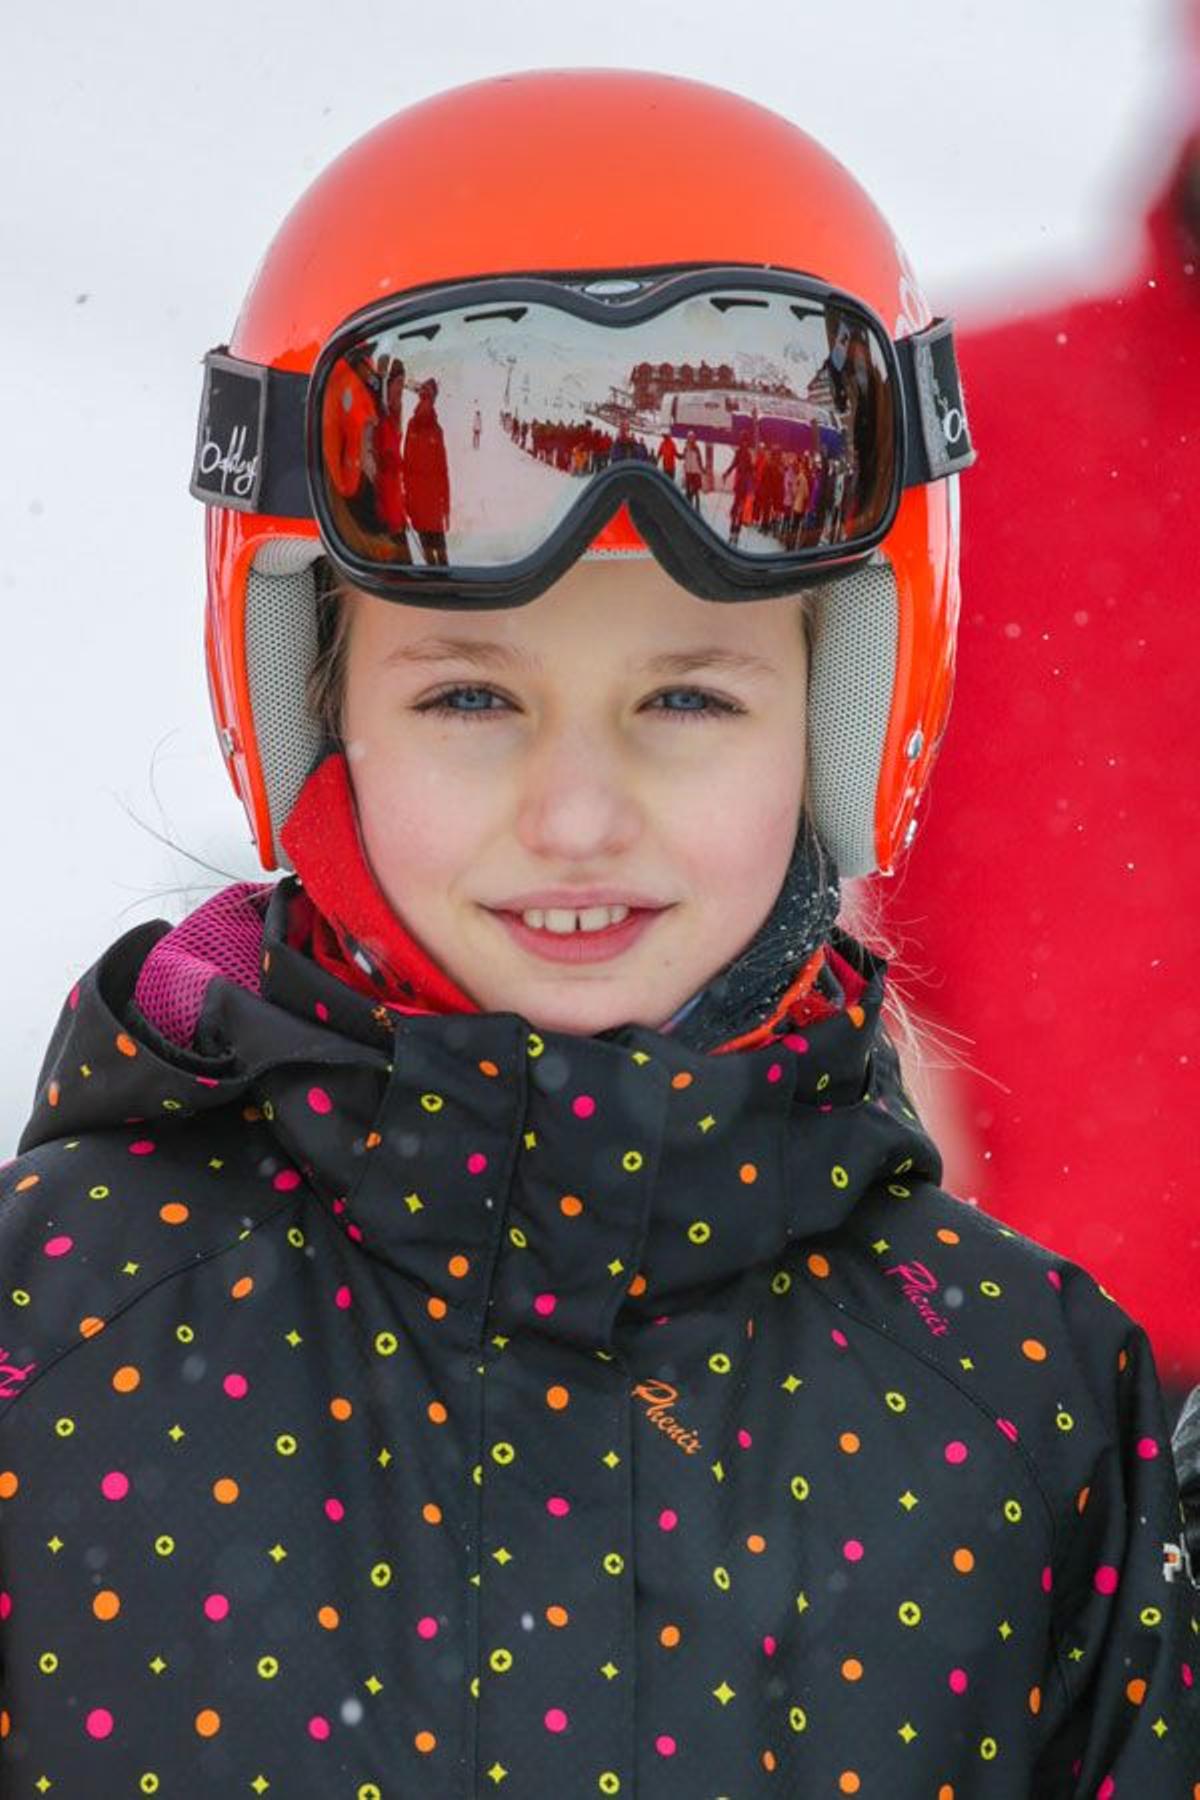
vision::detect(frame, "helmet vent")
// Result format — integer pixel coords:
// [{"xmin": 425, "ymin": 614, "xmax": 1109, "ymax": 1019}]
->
[{"xmin": 245, "ymin": 559, "xmax": 323, "ymax": 870}]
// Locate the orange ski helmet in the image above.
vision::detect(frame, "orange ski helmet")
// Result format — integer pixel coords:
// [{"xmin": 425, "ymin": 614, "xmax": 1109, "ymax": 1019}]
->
[{"xmin": 200, "ymin": 68, "xmax": 966, "ymax": 877}]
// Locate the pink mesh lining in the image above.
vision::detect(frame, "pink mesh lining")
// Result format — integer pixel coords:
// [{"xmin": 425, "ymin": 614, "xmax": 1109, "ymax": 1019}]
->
[{"xmin": 133, "ymin": 882, "xmax": 274, "ymax": 1051}]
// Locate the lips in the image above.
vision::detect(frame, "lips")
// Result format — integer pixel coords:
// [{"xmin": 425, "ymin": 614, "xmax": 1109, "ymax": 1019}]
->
[{"xmin": 487, "ymin": 904, "xmax": 668, "ymax": 965}]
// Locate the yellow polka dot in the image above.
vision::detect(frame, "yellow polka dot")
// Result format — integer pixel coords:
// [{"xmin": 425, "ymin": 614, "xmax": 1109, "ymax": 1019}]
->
[
  {"xmin": 952, "ymin": 1547, "xmax": 975, "ymax": 1574},
  {"xmin": 212, "ymin": 1478, "xmax": 239, "ymax": 1505},
  {"xmin": 317, "ymin": 1605, "xmax": 339, "ymax": 1630},
  {"xmin": 1021, "ymin": 1338, "xmax": 1047, "ymax": 1362},
  {"xmin": 807, "ymin": 1253, "xmax": 830, "ymax": 1278},
  {"xmin": 194, "ymin": 1709, "xmax": 221, "ymax": 1738},
  {"xmin": 546, "ymin": 1385, "xmax": 570, "ymax": 1411},
  {"xmin": 841, "ymin": 1658, "xmax": 863, "ymax": 1682},
  {"xmin": 560, "ymin": 1194, "xmax": 584, "ymax": 1217},
  {"xmin": 159, "ymin": 1202, "xmax": 189, "ymax": 1225},
  {"xmin": 414, "ymin": 1730, "xmax": 436, "ymax": 1754},
  {"xmin": 112, "ymin": 1366, "xmax": 140, "ymax": 1393},
  {"xmin": 92, "ymin": 1590, "xmax": 120, "ymax": 1621}
]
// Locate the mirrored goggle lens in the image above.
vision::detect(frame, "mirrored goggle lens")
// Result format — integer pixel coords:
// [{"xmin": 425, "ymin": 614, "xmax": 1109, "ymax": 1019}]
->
[{"xmin": 315, "ymin": 285, "xmax": 897, "ymax": 571}]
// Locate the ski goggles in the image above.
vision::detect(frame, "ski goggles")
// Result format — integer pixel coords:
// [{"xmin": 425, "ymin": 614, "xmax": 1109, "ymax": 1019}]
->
[{"xmin": 191, "ymin": 264, "xmax": 975, "ymax": 607}]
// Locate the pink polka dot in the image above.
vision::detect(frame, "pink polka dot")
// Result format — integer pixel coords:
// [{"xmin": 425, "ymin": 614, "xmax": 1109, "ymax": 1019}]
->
[
  {"xmin": 128, "ymin": 1140, "xmax": 156, "ymax": 1156},
  {"xmin": 273, "ymin": 1169, "xmax": 301, "ymax": 1192},
  {"xmin": 1182, "ymin": 1663, "xmax": 1194, "ymax": 1689},
  {"xmin": 101, "ymin": 1471, "xmax": 130, "ymax": 1501},
  {"xmin": 948, "ymin": 1668, "xmax": 968, "ymax": 1694},
  {"xmin": 223, "ymin": 1373, "xmax": 248, "ymax": 1399},
  {"xmin": 843, "ymin": 1539, "xmax": 864, "ymax": 1563},
  {"xmin": 546, "ymin": 1496, "xmax": 571, "ymax": 1518},
  {"xmin": 766, "ymin": 1062, "xmax": 783, "ymax": 1084},
  {"xmin": 1136, "ymin": 1437, "xmax": 1159, "ymax": 1460},
  {"xmin": 308, "ymin": 1715, "xmax": 331, "ymax": 1741},
  {"xmin": 315, "ymin": 1001, "xmax": 329, "ymax": 1022},
  {"xmin": 416, "ymin": 1616, "xmax": 439, "ymax": 1639},
  {"xmin": 1046, "ymin": 1269, "xmax": 1063, "ymax": 1290},
  {"xmin": 996, "ymin": 1418, "xmax": 1019, "ymax": 1443},
  {"xmin": 335, "ymin": 1284, "xmax": 352, "ymax": 1309},
  {"xmin": 307, "ymin": 1087, "xmax": 333, "ymax": 1115},
  {"xmin": 1094, "ymin": 1565, "xmax": 1120, "ymax": 1596},
  {"xmin": 658, "ymin": 1509, "xmax": 678, "ymax": 1532},
  {"xmin": 324, "ymin": 1498, "xmax": 345, "ymax": 1522},
  {"xmin": 1041, "ymin": 1566, "xmax": 1053, "ymax": 1593},
  {"xmin": 85, "ymin": 1708, "xmax": 114, "ymax": 1739},
  {"xmin": 544, "ymin": 1708, "xmax": 569, "ymax": 1733},
  {"xmin": 195, "ymin": 1075, "xmax": 220, "ymax": 1088},
  {"xmin": 44, "ymin": 1235, "xmax": 73, "ymax": 1258},
  {"xmin": 783, "ymin": 1033, "xmax": 809, "ymax": 1053},
  {"xmin": 0, "ymin": 1592, "xmax": 11, "ymax": 1622},
  {"xmin": 467, "ymin": 1152, "xmax": 488, "ymax": 1175},
  {"xmin": 655, "ymin": 1734, "xmax": 677, "ymax": 1756},
  {"xmin": 736, "ymin": 1428, "xmax": 752, "ymax": 1449},
  {"xmin": 534, "ymin": 1293, "xmax": 558, "ymax": 1317},
  {"xmin": 203, "ymin": 1593, "xmax": 229, "ymax": 1621},
  {"xmin": 571, "ymin": 1095, "xmax": 596, "ymax": 1119},
  {"xmin": 762, "ymin": 1635, "xmax": 777, "ymax": 1657},
  {"xmin": 1097, "ymin": 1778, "xmax": 1115, "ymax": 1800},
  {"xmin": 68, "ymin": 984, "xmax": 80, "ymax": 1011},
  {"xmin": 831, "ymin": 1329, "xmax": 848, "ymax": 1349},
  {"xmin": 944, "ymin": 1440, "xmax": 969, "ymax": 1465}
]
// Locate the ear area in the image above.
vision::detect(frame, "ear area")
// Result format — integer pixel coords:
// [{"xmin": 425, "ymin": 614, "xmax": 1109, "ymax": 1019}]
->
[{"xmin": 805, "ymin": 561, "xmax": 899, "ymax": 878}]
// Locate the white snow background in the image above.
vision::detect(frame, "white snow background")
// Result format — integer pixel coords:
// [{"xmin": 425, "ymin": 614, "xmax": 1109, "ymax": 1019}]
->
[{"xmin": 0, "ymin": 0, "xmax": 1191, "ymax": 1153}]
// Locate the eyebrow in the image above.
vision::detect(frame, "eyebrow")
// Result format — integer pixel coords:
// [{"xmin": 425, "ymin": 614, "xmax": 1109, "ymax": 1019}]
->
[{"xmin": 380, "ymin": 636, "xmax": 780, "ymax": 680}]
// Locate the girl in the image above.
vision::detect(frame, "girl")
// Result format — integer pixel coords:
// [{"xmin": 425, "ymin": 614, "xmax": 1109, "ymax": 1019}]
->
[{"xmin": 1, "ymin": 68, "xmax": 1195, "ymax": 1798}]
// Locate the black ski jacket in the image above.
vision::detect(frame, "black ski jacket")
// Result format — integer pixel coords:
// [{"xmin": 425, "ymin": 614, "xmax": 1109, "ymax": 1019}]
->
[{"xmin": 0, "ymin": 880, "xmax": 1195, "ymax": 1796}]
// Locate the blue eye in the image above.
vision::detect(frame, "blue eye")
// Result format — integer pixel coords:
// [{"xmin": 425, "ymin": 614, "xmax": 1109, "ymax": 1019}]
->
[{"xmin": 415, "ymin": 685, "xmax": 742, "ymax": 722}]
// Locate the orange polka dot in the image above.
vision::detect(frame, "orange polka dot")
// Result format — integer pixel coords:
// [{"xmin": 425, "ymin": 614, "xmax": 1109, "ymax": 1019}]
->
[
  {"xmin": 739, "ymin": 1163, "xmax": 758, "ymax": 1184},
  {"xmin": 938, "ymin": 1788, "xmax": 956, "ymax": 1800},
  {"xmin": 560, "ymin": 1194, "xmax": 584, "ymax": 1217},
  {"xmin": 414, "ymin": 1730, "xmax": 436, "ymax": 1754},
  {"xmin": 195, "ymin": 1709, "xmax": 221, "ymax": 1737},
  {"xmin": 79, "ymin": 1316, "xmax": 105, "ymax": 1339},
  {"xmin": 14, "ymin": 1175, "xmax": 39, "ymax": 1193},
  {"xmin": 671, "ymin": 1071, "xmax": 693, "ymax": 1089},
  {"xmin": 936, "ymin": 1227, "xmax": 960, "ymax": 1245},
  {"xmin": 212, "ymin": 1478, "xmax": 239, "ymax": 1504},
  {"xmin": 1021, "ymin": 1338, "xmax": 1047, "ymax": 1362},
  {"xmin": 1118, "ymin": 1348, "xmax": 1129, "ymax": 1372},
  {"xmin": 330, "ymin": 1397, "xmax": 352, "ymax": 1421},
  {"xmin": 159, "ymin": 1202, "xmax": 189, "ymax": 1225},
  {"xmin": 1126, "ymin": 1677, "xmax": 1147, "ymax": 1706},
  {"xmin": 546, "ymin": 1605, "xmax": 569, "ymax": 1628},
  {"xmin": 627, "ymin": 1273, "xmax": 648, "ymax": 1298},
  {"xmin": 746, "ymin": 1533, "xmax": 766, "ymax": 1554},
  {"xmin": 0, "ymin": 1708, "xmax": 9, "ymax": 1738},
  {"xmin": 365, "ymin": 1131, "xmax": 382, "ymax": 1150},
  {"xmin": 1076, "ymin": 1485, "xmax": 1090, "ymax": 1514},
  {"xmin": 762, "ymin": 1749, "xmax": 777, "ymax": 1772},
  {"xmin": 115, "ymin": 1034, "xmax": 138, "ymax": 1058},
  {"xmin": 546, "ymin": 1385, "xmax": 570, "ymax": 1411},
  {"xmin": 317, "ymin": 1605, "xmax": 339, "ymax": 1629},
  {"xmin": 422, "ymin": 1503, "xmax": 443, "ymax": 1525},
  {"xmin": 112, "ymin": 1366, "xmax": 140, "ymax": 1393},
  {"xmin": 847, "ymin": 1004, "xmax": 866, "ymax": 1028},
  {"xmin": 952, "ymin": 1547, "xmax": 975, "ymax": 1574},
  {"xmin": 1028, "ymin": 1686, "xmax": 1042, "ymax": 1715},
  {"xmin": 841, "ymin": 1658, "xmax": 863, "ymax": 1682},
  {"xmin": 839, "ymin": 1774, "xmax": 861, "ymax": 1795},
  {"xmin": 428, "ymin": 1402, "xmax": 448, "ymax": 1425},
  {"xmin": 807, "ymin": 1253, "xmax": 831, "ymax": 1279},
  {"xmin": 230, "ymin": 1276, "xmax": 254, "ymax": 1301},
  {"xmin": 0, "ymin": 1472, "xmax": 19, "ymax": 1500},
  {"xmin": 839, "ymin": 1432, "xmax": 860, "ymax": 1455},
  {"xmin": 660, "ymin": 1624, "xmax": 681, "ymax": 1648},
  {"xmin": 242, "ymin": 1105, "xmax": 261, "ymax": 1123},
  {"xmin": 447, "ymin": 1255, "xmax": 470, "ymax": 1279},
  {"xmin": 47, "ymin": 1081, "xmax": 60, "ymax": 1108},
  {"xmin": 478, "ymin": 1060, "xmax": 499, "ymax": 1077},
  {"xmin": 92, "ymin": 1590, "xmax": 120, "ymax": 1621},
  {"xmin": 427, "ymin": 1297, "xmax": 448, "ymax": 1320}
]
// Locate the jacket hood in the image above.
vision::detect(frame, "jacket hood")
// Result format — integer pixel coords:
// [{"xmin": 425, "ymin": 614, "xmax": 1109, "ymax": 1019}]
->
[{"xmin": 15, "ymin": 880, "xmax": 941, "ymax": 1349}]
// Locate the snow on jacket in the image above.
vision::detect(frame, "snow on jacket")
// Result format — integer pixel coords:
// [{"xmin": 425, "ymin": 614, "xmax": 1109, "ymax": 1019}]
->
[{"xmin": 0, "ymin": 879, "xmax": 1195, "ymax": 1796}]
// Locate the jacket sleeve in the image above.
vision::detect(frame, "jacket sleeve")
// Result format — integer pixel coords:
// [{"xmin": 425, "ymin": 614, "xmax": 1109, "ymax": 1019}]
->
[{"xmin": 1039, "ymin": 1303, "xmax": 1200, "ymax": 1794}]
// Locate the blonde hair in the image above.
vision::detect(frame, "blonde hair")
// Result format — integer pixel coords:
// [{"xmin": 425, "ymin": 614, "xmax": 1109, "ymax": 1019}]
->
[{"xmin": 307, "ymin": 559, "xmax": 936, "ymax": 1094}]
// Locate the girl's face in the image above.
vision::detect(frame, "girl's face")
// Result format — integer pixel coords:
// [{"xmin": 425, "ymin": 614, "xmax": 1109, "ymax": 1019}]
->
[{"xmin": 341, "ymin": 558, "xmax": 809, "ymax": 1037}]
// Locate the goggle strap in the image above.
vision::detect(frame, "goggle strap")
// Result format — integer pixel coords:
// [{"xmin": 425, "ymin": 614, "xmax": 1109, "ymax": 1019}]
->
[
  {"xmin": 190, "ymin": 349, "xmax": 312, "ymax": 519},
  {"xmin": 895, "ymin": 318, "xmax": 977, "ymax": 487}
]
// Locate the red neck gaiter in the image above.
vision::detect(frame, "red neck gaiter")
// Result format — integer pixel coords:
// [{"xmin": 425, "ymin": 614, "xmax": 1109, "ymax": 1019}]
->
[{"xmin": 278, "ymin": 748, "xmax": 843, "ymax": 1054}]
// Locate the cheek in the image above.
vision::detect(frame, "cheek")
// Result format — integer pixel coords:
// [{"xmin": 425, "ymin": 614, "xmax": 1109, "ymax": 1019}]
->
[
  {"xmin": 656, "ymin": 739, "xmax": 804, "ymax": 881},
  {"xmin": 349, "ymin": 732, "xmax": 498, "ymax": 893}
]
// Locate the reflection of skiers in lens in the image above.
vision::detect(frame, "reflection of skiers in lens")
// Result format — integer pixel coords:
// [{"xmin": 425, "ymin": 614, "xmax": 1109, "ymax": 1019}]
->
[
  {"xmin": 657, "ymin": 434, "xmax": 679, "ymax": 482},
  {"xmin": 682, "ymin": 430, "xmax": 703, "ymax": 510},
  {"xmin": 610, "ymin": 418, "xmax": 639, "ymax": 463},
  {"xmin": 784, "ymin": 453, "xmax": 809, "ymax": 550},
  {"xmin": 403, "ymin": 379, "xmax": 451, "ymax": 566},
  {"xmin": 756, "ymin": 446, "xmax": 784, "ymax": 538},
  {"xmin": 322, "ymin": 351, "xmax": 382, "ymax": 545},
  {"xmin": 472, "ymin": 404, "xmax": 482, "ymax": 450},
  {"xmin": 370, "ymin": 366, "xmax": 414, "ymax": 562},
  {"xmin": 724, "ymin": 432, "xmax": 756, "ymax": 544}
]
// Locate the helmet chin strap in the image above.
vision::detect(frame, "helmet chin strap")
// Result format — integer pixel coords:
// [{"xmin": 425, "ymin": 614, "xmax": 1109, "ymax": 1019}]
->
[{"xmin": 659, "ymin": 810, "xmax": 841, "ymax": 1052}]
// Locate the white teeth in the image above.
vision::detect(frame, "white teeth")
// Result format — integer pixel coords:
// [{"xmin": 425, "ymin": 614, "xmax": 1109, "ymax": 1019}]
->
[{"xmin": 520, "ymin": 904, "xmax": 631, "ymax": 934}]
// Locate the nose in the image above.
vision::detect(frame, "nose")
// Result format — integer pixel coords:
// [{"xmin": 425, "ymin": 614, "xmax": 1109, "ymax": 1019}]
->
[{"xmin": 513, "ymin": 722, "xmax": 643, "ymax": 863}]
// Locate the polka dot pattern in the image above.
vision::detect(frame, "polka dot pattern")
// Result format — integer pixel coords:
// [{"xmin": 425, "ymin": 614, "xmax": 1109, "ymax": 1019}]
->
[{"xmin": 0, "ymin": 883, "xmax": 1191, "ymax": 1790}]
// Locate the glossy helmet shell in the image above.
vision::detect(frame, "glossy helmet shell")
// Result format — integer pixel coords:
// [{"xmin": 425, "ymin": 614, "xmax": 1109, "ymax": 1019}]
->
[{"xmin": 203, "ymin": 68, "xmax": 961, "ymax": 875}]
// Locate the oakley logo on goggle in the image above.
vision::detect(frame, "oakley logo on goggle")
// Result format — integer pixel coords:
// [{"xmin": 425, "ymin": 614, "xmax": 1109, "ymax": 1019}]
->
[{"xmin": 196, "ymin": 423, "xmax": 260, "ymax": 500}]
